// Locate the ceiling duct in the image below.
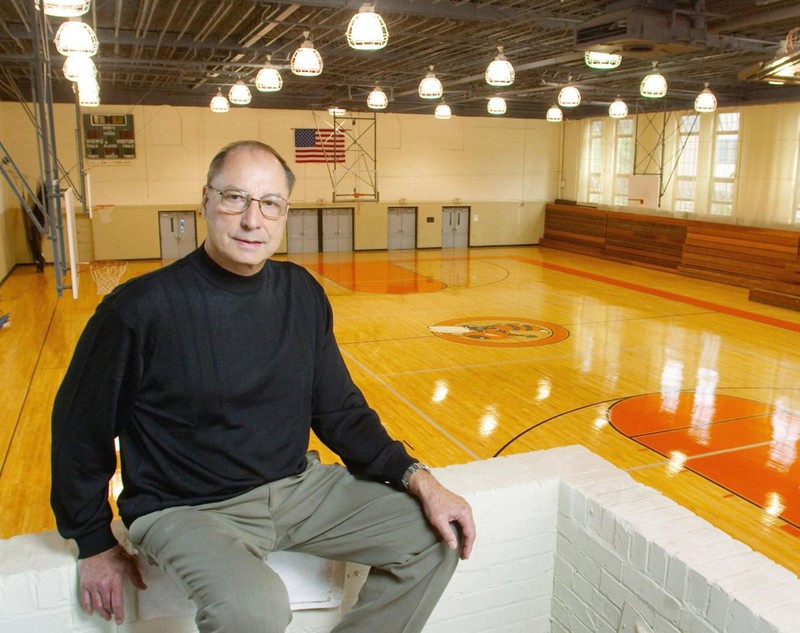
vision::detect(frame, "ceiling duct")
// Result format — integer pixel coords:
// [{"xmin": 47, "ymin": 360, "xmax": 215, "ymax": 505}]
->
[{"xmin": 574, "ymin": 7, "xmax": 710, "ymax": 58}]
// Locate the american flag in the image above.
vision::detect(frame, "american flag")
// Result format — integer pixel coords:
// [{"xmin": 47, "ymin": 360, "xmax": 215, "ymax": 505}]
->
[{"xmin": 294, "ymin": 128, "xmax": 345, "ymax": 164}]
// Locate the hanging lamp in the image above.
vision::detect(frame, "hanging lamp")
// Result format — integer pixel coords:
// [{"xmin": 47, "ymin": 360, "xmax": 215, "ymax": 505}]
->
[
  {"xmin": 434, "ymin": 102, "xmax": 451, "ymax": 119},
  {"xmin": 291, "ymin": 32, "xmax": 323, "ymax": 76},
  {"xmin": 210, "ymin": 90, "xmax": 229, "ymax": 113},
  {"xmin": 418, "ymin": 66, "xmax": 443, "ymax": 99},
  {"xmin": 546, "ymin": 104, "xmax": 563, "ymax": 122},
  {"xmin": 487, "ymin": 96, "xmax": 506, "ymax": 115},
  {"xmin": 229, "ymin": 80, "xmax": 251, "ymax": 105},
  {"xmin": 694, "ymin": 83, "xmax": 717, "ymax": 112},
  {"xmin": 346, "ymin": 3, "xmax": 388, "ymax": 50},
  {"xmin": 255, "ymin": 56, "xmax": 282, "ymax": 92},
  {"xmin": 78, "ymin": 81, "xmax": 100, "ymax": 107},
  {"xmin": 328, "ymin": 105, "xmax": 347, "ymax": 116},
  {"xmin": 640, "ymin": 62, "xmax": 667, "ymax": 98},
  {"xmin": 558, "ymin": 79, "xmax": 581, "ymax": 107},
  {"xmin": 40, "ymin": 0, "xmax": 90, "ymax": 17},
  {"xmin": 54, "ymin": 20, "xmax": 98, "ymax": 57},
  {"xmin": 485, "ymin": 46, "xmax": 514, "ymax": 87},
  {"xmin": 367, "ymin": 86, "xmax": 388, "ymax": 110},
  {"xmin": 63, "ymin": 55, "xmax": 96, "ymax": 82},
  {"xmin": 584, "ymin": 51, "xmax": 622, "ymax": 70},
  {"xmin": 608, "ymin": 97, "xmax": 628, "ymax": 118}
]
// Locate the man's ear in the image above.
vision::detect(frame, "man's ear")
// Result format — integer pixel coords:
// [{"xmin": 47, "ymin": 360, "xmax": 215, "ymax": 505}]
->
[{"xmin": 200, "ymin": 186, "xmax": 209, "ymax": 217}]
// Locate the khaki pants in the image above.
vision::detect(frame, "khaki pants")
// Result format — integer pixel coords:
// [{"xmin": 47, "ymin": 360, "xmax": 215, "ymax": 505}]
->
[{"xmin": 129, "ymin": 454, "xmax": 459, "ymax": 633}]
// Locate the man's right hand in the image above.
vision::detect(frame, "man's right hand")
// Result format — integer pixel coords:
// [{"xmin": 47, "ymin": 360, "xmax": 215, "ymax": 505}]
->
[{"xmin": 77, "ymin": 544, "xmax": 147, "ymax": 624}]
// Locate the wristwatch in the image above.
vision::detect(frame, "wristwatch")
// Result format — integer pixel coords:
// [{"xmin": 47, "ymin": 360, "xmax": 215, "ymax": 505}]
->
[{"xmin": 401, "ymin": 462, "xmax": 431, "ymax": 489}]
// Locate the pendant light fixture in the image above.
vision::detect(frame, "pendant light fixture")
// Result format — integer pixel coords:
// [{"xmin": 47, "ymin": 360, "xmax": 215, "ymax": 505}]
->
[
  {"xmin": 54, "ymin": 20, "xmax": 98, "ymax": 57},
  {"xmin": 328, "ymin": 105, "xmax": 347, "ymax": 116},
  {"xmin": 640, "ymin": 61, "xmax": 667, "ymax": 98},
  {"xmin": 63, "ymin": 55, "xmax": 96, "ymax": 82},
  {"xmin": 584, "ymin": 51, "xmax": 622, "ymax": 70},
  {"xmin": 485, "ymin": 46, "xmax": 514, "ymax": 87},
  {"xmin": 78, "ymin": 80, "xmax": 100, "ymax": 107},
  {"xmin": 418, "ymin": 66, "xmax": 443, "ymax": 99},
  {"xmin": 694, "ymin": 83, "xmax": 717, "ymax": 113},
  {"xmin": 546, "ymin": 104, "xmax": 563, "ymax": 122},
  {"xmin": 40, "ymin": 0, "xmax": 90, "ymax": 17},
  {"xmin": 228, "ymin": 80, "xmax": 251, "ymax": 105},
  {"xmin": 255, "ymin": 55, "xmax": 282, "ymax": 92},
  {"xmin": 291, "ymin": 32, "xmax": 323, "ymax": 76},
  {"xmin": 557, "ymin": 78, "xmax": 581, "ymax": 108},
  {"xmin": 210, "ymin": 89, "xmax": 229, "ymax": 113},
  {"xmin": 434, "ymin": 102, "xmax": 451, "ymax": 119},
  {"xmin": 367, "ymin": 86, "xmax": 388, "ymax": 110},
  {"xmin": 487, "ymin": 96, "xmax": 507, "ymax": 115},
  {"xmin": 608, "ymin": 97, "xmax": 628, "ymax": 119},
  {"xmin": 346, "ymin": 3, "xmax": 388, "ymax": 51}
]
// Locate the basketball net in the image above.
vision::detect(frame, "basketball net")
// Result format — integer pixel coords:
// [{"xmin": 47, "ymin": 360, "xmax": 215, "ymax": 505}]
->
[{"xmin": 89, "ymin": 262, "xmax": 127, "ymax": 295}]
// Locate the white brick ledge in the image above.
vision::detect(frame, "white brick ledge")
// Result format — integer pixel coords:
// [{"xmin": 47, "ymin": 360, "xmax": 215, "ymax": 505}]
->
[{"xmin": 2, "ymin": 446, "xmax": 800, "ymax": 633}]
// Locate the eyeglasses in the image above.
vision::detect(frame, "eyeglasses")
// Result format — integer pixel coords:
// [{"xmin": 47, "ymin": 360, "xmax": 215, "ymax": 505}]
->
[{"xmin": 206, "ymin": 185, "xmax": 290, "ymax": 219}]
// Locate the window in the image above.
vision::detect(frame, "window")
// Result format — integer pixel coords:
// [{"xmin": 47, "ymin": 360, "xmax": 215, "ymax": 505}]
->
[
  {"xmin": 674, "ymin": 115, "xmax": 700, "ymax": 212},
  {"xmin": 613, "ymin": 118, "xmax": 634, "ymax": 205},
  {"xmin": 587, "ymin": 119, "xmax": 603, "ymax": 203},
  {"xmin": 709, "ymin": 112, "xmax": 740, "ymax": 216}
]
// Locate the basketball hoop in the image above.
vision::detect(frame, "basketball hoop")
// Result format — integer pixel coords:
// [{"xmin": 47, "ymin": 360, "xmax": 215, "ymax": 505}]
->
[{"xmin": 89, "ymin": 261, "xmax": 127, "ymax": 295}]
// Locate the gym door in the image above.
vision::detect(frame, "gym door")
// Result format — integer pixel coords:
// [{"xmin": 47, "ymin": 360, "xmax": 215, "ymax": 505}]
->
[{"xmin": 441, "ymin": 206, "xmax": 469, "ymax": 248}]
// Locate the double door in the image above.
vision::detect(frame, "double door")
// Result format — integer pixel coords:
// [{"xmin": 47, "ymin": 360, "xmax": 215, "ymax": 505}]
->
[
  {"xmin": 287, "ymin": 208, "xmax": 353, "ymax": 253},
  {"xmin": 387, "ymin": 207, "xmax": 417, "ymax": 250}
]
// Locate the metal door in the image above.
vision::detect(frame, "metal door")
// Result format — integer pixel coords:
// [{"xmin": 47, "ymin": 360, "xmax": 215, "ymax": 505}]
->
[
  {"xmin": 287, "ymin": 209, "xmax": 320, "ymax": 253},
  {"xmin": 387, "ymin": 207, "xmax": 416, "ymax": 250},
  {"xmin": 159, "ymin": 211, "xmax": 197, "ymax": 260},
  {"xmin": 322, "ymin": 208, "xmax": 353, "ymax": 252},
  {"xmin": 441, "ymin": 207, "xmax": 469, "ymax": 248}
]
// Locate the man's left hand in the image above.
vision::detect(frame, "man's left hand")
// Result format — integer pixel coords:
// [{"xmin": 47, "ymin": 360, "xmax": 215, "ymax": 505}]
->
[{"xmin": 407, "ymin": 469, "xmax": 476, "ymax": 560}]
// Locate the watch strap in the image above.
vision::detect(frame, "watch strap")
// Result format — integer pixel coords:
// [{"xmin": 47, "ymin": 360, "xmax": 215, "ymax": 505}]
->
[{"xmin": 401, "ymin": 462, "xmax": 431, "ymax": 489}]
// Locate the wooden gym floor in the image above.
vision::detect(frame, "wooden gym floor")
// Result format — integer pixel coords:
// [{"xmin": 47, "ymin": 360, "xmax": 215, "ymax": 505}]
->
[{"xmin": 1, "ymin": 245, "xmax": 799, "ymax": 577}]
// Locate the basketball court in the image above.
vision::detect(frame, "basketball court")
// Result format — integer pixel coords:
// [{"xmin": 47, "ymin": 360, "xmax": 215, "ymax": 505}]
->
[{"xmin": 1, "ymin": 245, "xmax": 799, "ymax": 578}]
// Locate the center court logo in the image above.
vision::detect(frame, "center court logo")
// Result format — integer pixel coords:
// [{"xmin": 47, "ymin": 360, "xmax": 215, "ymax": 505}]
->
[{"xmin": 428, "ymin": 317, "xmax": 569, "ymax": 347}]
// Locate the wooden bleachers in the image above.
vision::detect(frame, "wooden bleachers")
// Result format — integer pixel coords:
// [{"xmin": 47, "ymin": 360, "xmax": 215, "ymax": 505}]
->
[{"xmin": 541, "ymin": 203, "xmax": 800, "ymax": 311}]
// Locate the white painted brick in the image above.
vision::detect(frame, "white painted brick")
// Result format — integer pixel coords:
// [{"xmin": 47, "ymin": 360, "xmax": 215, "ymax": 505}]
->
[
  {"xmin": 586, "ymin": 497, "xmax": 605, "ymax": 536},
  {"xmin": 1, "ymin": 573, "xmax": 37, "ymax": 615},
  {"xmin": 575, "ymin": 529, "xmax": 624, "ymax": 579},
  {"xmin": 556, "ymin": 512, "xmax": 578, "ymax": 544},
  {"xmin": 647, "ymin": 542, "xmax": 669, "ymax": 586},
  {"xmin": 629, "ymin": 530, "xmax": 649, "ymax": 572},
  {"xmin": 679, "ymin": 609, "xmax": 722, "ymax": 633},
  {"xmin": 553, "ymin": 555, "xmax": 574, "ymax": 586},
  {"xmin": 612, "ymin": 521, "xmax": 632, "ymax": 559},
  {"xmin": 760, "ymin": 601, "xmax": 800, "ymax": 632},
  {"xmin": 621, "ymin": 563, "xmax": 681, "ymax": 625},
  {"xmin": 550, "ymin": 594, "xmax": 569, "ymax": 630},
  {"xmin": 598, "ymin": 568, "xmax": 637, "ymax": 611},
  {"xmin": 686, "ymin": 568, "xmax": 712, "ymax": 616},
  {"xmin": 723, "ymin": 597, "xmax": 758, "ymax": 633},
  {"xmin": 705, "ymin": 584, "xmax": 733, "ymax": 631},
  {"xmin": 555, "ymin": 534, "xmax": 602, "ymax": 585},
  {"xmin": 680, "ymin": 539, "xmax": 752, "ymax": 572},
  {"xmin": 665, "ymin": 555, "xmax": 688, "ymax": 601},
  {"xmin": 592, "ymin": 586, "xmax": 622, "ymax": 630},
  {"xmin": 654, "ymin": 612, "xmax": 682, "ymax": 633},
  {"xmin": 570, "ymin": 570, "xmax": 595, "ymax": 604}
]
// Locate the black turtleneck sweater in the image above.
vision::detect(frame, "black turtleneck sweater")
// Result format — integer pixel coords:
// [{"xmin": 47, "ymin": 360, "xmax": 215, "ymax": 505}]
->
[{"xmin": 51, "ymin": 247, "xmax": 415, "ymax": 558}]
